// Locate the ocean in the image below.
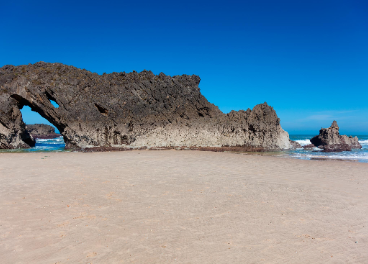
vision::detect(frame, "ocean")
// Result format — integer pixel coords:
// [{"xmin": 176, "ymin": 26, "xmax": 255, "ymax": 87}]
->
[
  {"xmin": 0, "ymin": 136, "xmax": 66, "ymax": 153},
  {"xmin": 287, "ymin": 135, "xmax": 368, "ymax": 163},
  {"xmin": 1, "ymin": 135, "xmax": 368, "ymax": 163}
]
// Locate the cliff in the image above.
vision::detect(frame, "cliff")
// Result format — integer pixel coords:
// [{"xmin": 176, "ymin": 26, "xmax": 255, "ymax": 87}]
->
[
  {"xmin": 0, "ymin": 62, "xmax": 291, "ymax": 150},
  {"xmin": 310, "ymin": 121, "xmax": 362, "ymax": 152}
]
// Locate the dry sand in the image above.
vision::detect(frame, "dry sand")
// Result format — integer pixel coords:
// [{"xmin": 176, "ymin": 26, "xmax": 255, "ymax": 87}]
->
[{"xmin": 0, "ymin": 150, "xmax": 367, "ymax": 264}]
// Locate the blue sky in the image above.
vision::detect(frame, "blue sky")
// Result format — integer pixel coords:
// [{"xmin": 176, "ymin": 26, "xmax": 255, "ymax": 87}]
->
[{"xmin": 1, "ymin": 0, "xmax": 367, "ymax": 135}]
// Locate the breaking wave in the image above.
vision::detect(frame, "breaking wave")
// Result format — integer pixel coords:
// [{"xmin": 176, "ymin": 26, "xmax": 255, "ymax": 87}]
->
[
  {"xmin": 32, "ymin": 136, "xmax": 65, "ymax": 151},
  {"xmin": 359, "ymin": 139, "xmax": 368, "ymax": 146},
  {"xmin": 294, "ymin": 139, "xmax": 312, "ymax": 146},
  {"xmin": 287, "ymin": 135, "xmax": 368, "ymax": 163}
]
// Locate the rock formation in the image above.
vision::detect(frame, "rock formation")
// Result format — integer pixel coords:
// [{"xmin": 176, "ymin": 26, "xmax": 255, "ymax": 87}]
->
[
  {"xmin": 26, "ymin": 124, "xmax": 61, "ymax": 139},
  {"xmin": 310, "ymin": 121, "xmax": 362, "ymax": 152},
  {"xmin": 289, "ymin": 140, "xmax": 302, "ymax": 149},
  {"xmin": 0, "ymin": 62, "xmax": 292, "ymax": 150},
  {"xmin": 302, "ymin": 144, "xmax": 316, "ymax": 150}
]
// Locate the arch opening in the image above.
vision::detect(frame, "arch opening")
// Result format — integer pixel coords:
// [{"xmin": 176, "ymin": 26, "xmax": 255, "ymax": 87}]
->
[
  {"xmin": 11, "ymin": 94, "xmax": 66, "ymax": 150},
  {"xmin": 20, "ymin": 105, "xmax": 65, "ymax": 151},
  {"xmin": 45, "ymin": 91, "xmax": 60, "ymax": 108}
]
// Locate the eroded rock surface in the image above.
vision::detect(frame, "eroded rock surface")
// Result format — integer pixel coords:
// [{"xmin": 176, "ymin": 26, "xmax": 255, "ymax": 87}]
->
[
  {"xmin": 302, "ymin": 144, "xmax": 316, "ymax": 150},
  {"xmin": 0, "ymin": 62, "xmax": 291, "ymax": 150},
  {"xmin": 310, "ymin": 121, "xmax": 362, "ymax": 152},
  {"xmin": 26, "ymin": 124, "xmax": 61, "ymax": 139},
  {"xmin": 289, "ymin": 140, "xmax": 302, "ymax": 149}
]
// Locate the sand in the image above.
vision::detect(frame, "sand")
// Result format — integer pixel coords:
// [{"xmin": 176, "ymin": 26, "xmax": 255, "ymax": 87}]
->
[{"xmin": 0, "ymin": 150, "xmax": 367, "ymax": 264}]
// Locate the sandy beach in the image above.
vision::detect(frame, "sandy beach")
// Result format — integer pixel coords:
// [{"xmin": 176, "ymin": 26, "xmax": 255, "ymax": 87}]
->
[{"xmin": 0, "ymin": 150, "xmax": 367, "ymax": 263}]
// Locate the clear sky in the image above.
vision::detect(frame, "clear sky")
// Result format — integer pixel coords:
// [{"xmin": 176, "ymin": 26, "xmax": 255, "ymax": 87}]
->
[{"xmin": 1, "ymin": 0, "xmax": 367, "ymax": 135}]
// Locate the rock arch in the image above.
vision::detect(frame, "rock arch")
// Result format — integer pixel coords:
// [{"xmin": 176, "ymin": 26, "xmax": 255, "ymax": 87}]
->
[
  {"xmin": 11, "ymin": 94, "xmax": 64, "ymax": 131},
  {"xmin": 0, "ymin": 62, "xmax": 292, "ymax": 150}
]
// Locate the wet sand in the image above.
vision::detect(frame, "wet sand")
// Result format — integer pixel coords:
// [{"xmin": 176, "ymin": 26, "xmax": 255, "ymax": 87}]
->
[{"xmin": 0, "ymin": 150, "xmax": 367, "ymax": 263}]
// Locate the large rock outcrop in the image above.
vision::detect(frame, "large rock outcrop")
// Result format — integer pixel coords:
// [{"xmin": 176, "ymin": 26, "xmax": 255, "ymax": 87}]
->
[
  {"xmin": 26, "ymin": 124, "xmax": 61, "ymax": 139},
  {"xmin": 310, "ymin": 121, "xmax": 362, "ymax": 152},
  {"xmin": 0, "ymin": 62, "xmax": 292, "ymax": 150}
]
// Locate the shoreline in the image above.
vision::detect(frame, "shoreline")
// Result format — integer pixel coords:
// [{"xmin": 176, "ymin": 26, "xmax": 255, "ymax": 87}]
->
[{"xmin": 1, "ymin": 147, "xmax": 367, "ymax": 164}]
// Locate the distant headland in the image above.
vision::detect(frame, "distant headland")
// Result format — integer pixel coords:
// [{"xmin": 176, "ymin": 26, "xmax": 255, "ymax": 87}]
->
[{"xmin": 25, "ymin": 124, "xmax": 61, "ymax": 140}]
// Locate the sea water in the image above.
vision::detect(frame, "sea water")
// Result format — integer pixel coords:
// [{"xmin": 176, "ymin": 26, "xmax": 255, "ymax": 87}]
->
[
  {"xmin": 0, "ymin": 136, "xmax": 66, "ymax": 153},
  {"xmin": 1, "ymin": 134, "xmax": 368, "ymax": 163},
  {"xmin": 31, "ymin": 137, "xmax": 66, "ymax": 152},
  {"xmin": 287, "ymin": 135, "xmax": 368, "ymax": 163}
]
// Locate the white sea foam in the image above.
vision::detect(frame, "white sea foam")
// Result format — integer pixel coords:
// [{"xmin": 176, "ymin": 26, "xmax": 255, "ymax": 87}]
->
[
  {"xmin": 295, "ymin": 139, "xmax": 312, "ymax": 146},
  {"xmin": 35, "ymin": 136, "xmax": 65, "ymax": 147},
  {"xmin": 37, "ymin": 142, "xmax": 64, "ymax": 145},
  {"xmin": 359, "ymin": 140, "xmax": 368, "ymax": 146},
  {"xmin": 36, "ymin": 139, "xmax": 50, "ymax": 142},
  {"xmin": 36, "ymin": 136, "xmax": 64, "ymax": 143},
  {"xmin": 292, "ymin": 153, "xmax": 368, "ymax": 161}
]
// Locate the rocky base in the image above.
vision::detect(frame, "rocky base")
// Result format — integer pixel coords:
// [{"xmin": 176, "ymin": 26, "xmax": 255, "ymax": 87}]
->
[
  {"xmin": 289, "ymin": 140, "xmax": 302, "ymax": 149},
  {"xmin": 80, "ymin": 145, "xmax": 270, "ymax": 153},
  {"xmin": 302, "ymin": 144, "xmax": 316, "ymax": 150},
  {"xmin": 320, "ymin": 144, "xmax": 352, "ymax": 152}
]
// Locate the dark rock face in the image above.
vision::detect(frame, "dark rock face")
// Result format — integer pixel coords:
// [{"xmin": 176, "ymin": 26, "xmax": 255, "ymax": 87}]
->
[
  {"xmin": 302, "ymin": 144, "xmax": 316, "ymax": 150},
  {"xmin": 26, "ymin": 124, "xmax": 61, "ymax": 139},
  {"xmin": 0, "ymin": 62, "xmax": 291, "ymax": 150},
  {"xmin": 310, "ymin": 121, "xmax": 362, "ymax": 152}
]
